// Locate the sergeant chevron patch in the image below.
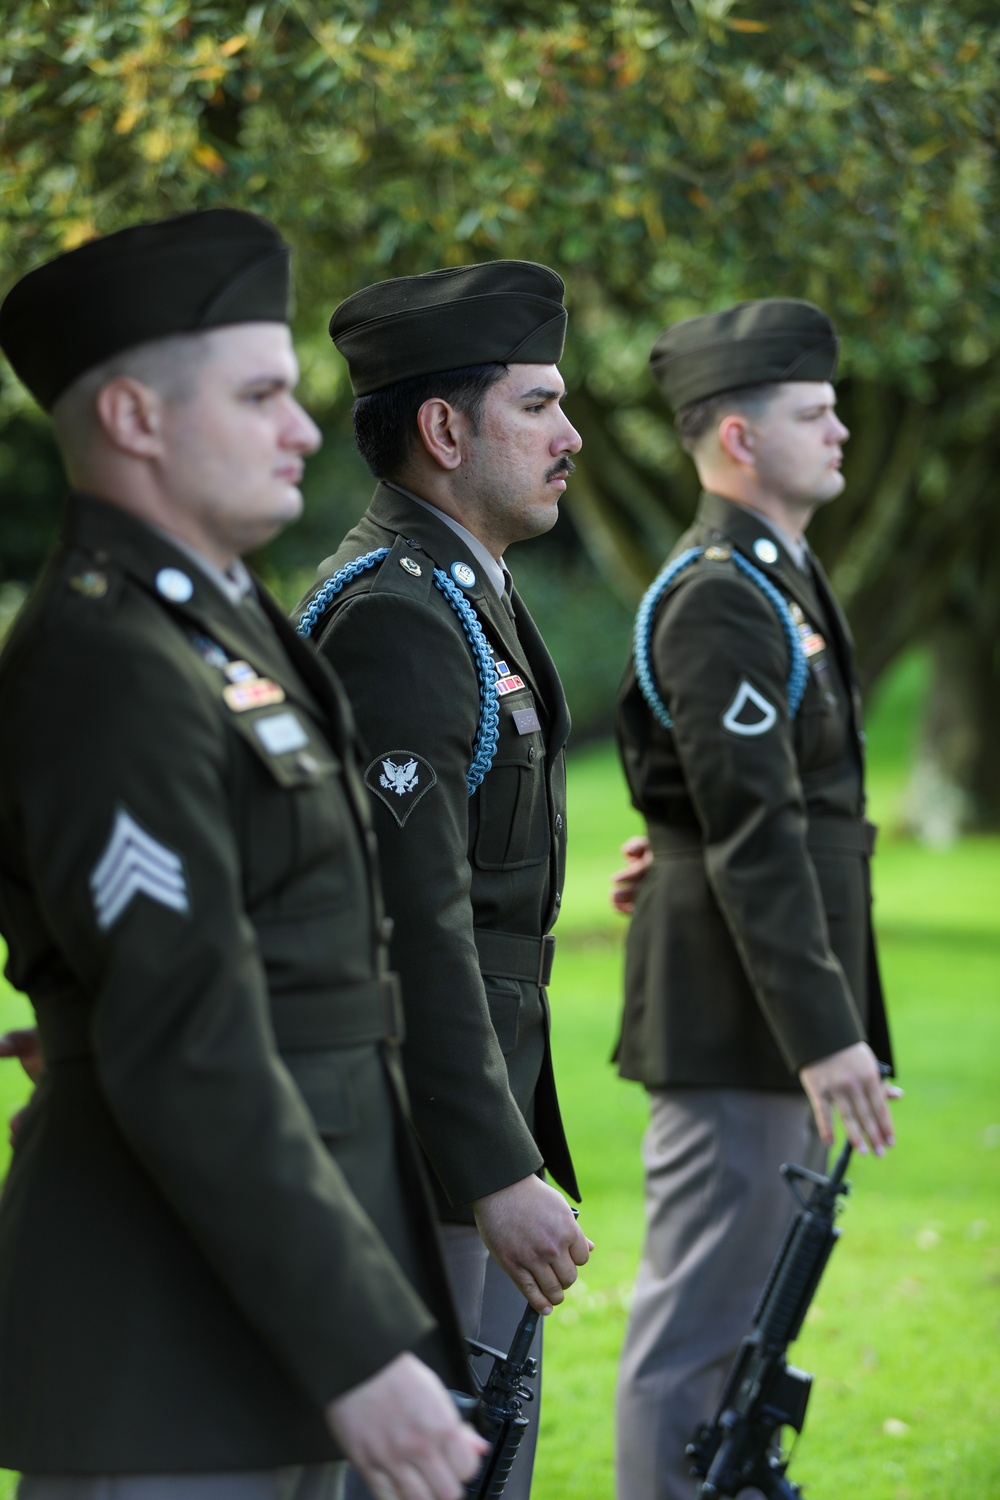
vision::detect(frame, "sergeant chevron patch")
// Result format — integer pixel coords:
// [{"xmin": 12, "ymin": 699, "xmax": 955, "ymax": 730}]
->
[{"xmin": 90, "ymin": 807, "xmax": 189, "ymax": 932}]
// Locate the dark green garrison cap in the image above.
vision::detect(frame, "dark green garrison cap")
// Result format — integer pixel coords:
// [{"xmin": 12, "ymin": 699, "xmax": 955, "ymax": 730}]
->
[
  {"xmin": 0, "ymin": 208, "xmax": 291, "ymax": 411},
  {"xmin": 649, "ymin": 298, "xmax": 839, "ymax": 412},
  {"xmin": 330, "ymin": 260, "xmax": 568, "ymax": 396}
]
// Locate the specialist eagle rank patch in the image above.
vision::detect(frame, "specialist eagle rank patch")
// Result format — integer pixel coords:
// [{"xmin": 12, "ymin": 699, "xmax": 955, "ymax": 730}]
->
[{"xmin": 364, "ymin": 751, "xmax": 438, "ymax": 827}]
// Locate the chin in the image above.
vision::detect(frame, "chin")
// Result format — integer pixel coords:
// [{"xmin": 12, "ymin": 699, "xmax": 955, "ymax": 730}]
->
[
  {"xmin": 534, "ymin": 499, "xmax": 562, "ymax": 535},
  {"xmin": 812, "ymin": 474, "xmax": 845, "ymax": 506}
]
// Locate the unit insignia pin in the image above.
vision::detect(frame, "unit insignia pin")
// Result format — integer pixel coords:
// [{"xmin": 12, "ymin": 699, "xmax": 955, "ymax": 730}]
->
[
  {"xmin": 400, "ymin": 557, "xmax": 422, "ymax": 577},
  {"xmin": 190, "ymin": 633, "xmax": 229, "ymax": 669},
  {"xmin": 224, "ymin": 660, "xmax": 257, "ymax": 683},
  {"xmin": 752, "ymin": 538, "xmax": 779, "ymax": 566},
  {"xmin": 450, "ymin": 561, "xmax": 476, "ymax": 588},
  {"xmin": 69, "ymin": 570, "xmax": 108, "ymax": 599},
  {"xmin": 704, "ymin": 546, "xmax": 732, "ymax": 563},
  {"xmin": 155, "ymin": 567, "xmax": 194, "ymax": 603}
]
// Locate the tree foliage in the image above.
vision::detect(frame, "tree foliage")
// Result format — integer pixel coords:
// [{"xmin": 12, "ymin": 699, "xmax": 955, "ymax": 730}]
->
[{"xmin": 1, "ymin": 0, "xmax": 998, "ymax": 820}]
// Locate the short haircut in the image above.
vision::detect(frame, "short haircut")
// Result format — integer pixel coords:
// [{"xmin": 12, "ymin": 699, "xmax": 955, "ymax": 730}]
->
[
  {"xmin": 675, "ymin": 381, "xmax": 781, "ymax": 453},
  {"xmin": 51, "ymin": 330, "xmax": 211, "ymax": 454},
  {"xmin": 352, "ymin": 363, "xmax": 509, "ymax": 479}
]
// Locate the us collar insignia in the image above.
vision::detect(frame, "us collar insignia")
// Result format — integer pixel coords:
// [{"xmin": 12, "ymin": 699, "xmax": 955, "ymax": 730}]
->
[
  {"xmin": 752, "ymin": 537, "xmax": 779, "ymax": 566},
  {"xmin": 155, "ymin": 567, "xmax": 194, "ymax": 603},
  {"xmin": 224, "ymin": 660, "xmax": 257, "ymax": 682}
]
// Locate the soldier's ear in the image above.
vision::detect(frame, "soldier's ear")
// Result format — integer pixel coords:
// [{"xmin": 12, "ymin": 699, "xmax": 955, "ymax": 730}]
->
[
  {"xmin": 414, "ymin": 397, "xmax": 466, "ymax": 472},
  {"xmin": 95, "ymin": 377, "xmax": 165, "ymax": 460},
  {"xmin": 717, "ymin": 412, "xmax": 756, "ymax": 468}
]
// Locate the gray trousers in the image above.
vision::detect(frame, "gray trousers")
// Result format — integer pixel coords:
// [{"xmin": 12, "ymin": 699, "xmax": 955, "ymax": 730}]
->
[
  {"xmin": 18, "ymin": 1467, "xmax": 345, "ymax": 1500},
  {"xmin": 615, "ymin": 1089, "xmax": 825, "ymax": 1500},
  {"xmin": 344, "ymin": 1222, "xmax": 542, "ymax": 1500}
]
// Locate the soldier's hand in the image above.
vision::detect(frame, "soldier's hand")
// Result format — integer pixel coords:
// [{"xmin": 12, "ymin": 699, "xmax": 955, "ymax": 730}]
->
[
  {"xmin": 799, "ymin": 1041, "xmax": 902, "ymax": 1156},
  {"xmin": 326, "ymin": 1351, "xmax": 487, "ymax": 1500},
  {"xmin": 0, "ymin": 1028, "xmax": 43, "ymax": 1147},
  {"xmin": 473, "ymin": 1175, "xmax": 593, "ymax": 1315},
  {"xmin": 0, "ymin": 1027, "xmax": 43, "ymax": 1082},
  {"xmin": 610, "ymin": 835, "xmax": 652, "ymax": 915}
]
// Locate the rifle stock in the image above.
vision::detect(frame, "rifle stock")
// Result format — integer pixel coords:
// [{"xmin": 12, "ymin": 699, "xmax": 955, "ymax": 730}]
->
[{"xmin": 687, "ymin": 1141, "xmax": 854, "ymax": 1499}]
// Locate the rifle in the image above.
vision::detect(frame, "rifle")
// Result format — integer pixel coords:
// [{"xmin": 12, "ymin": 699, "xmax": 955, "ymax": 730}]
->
[
  {"xmin": 454, "ymin": 1301, "xmax": 540, "ymax": 1499},
  {"xmin": 686, "ymin": 1140, "xmax": 854, "ymax": 1499}
]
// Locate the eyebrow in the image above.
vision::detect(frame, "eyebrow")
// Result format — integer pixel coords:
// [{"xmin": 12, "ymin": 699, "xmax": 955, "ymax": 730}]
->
[
  {"xmin": 237, "ymin": 370, "xmax": 297, "ymax": 392},
  {"xmin": 516, "ymin": 385, "xmax": 564, "ymax": 402}
]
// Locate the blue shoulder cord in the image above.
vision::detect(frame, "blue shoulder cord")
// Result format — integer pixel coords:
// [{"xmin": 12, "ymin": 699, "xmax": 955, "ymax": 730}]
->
[
  {"xmin": 297, "ymin": 548, "xmax": 500, "ymax": 795},
  {"xmin": 633, "ymin": 546, "xmax": 810, "ymax": 731}
]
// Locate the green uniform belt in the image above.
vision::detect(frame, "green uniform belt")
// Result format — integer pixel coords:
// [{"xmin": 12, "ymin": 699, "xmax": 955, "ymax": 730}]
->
[
  {"xmin": 473, "ymin": 929, "xmax": 557, "ymax": 988},
  {"xmin": 39, "ymin": 974, "xmax": 404, "ymax": 1065},
  {"xmin": 647, "ymin": 816, "xmax": 875, "ymax": 859}
]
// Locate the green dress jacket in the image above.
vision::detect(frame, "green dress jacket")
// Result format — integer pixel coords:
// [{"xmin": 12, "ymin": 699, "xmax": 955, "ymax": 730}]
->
[
  {"xmin": 295, "ymin": 483, "xmax": 578, "ymax": 1224},
  {"xmin": 0, "ymin": 495, "xmax": 465, "ymax": 1475},
  {"xmin": 615, "ymin": 492, "xmax": 893, "ymax": 1091}
]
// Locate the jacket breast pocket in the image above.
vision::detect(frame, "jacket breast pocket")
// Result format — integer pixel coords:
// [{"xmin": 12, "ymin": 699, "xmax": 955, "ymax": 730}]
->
[
  {"xmin": 473, "ymin": 707, "xmax": 549, "ymax": 871},
  {"xmin": 796, "ymin": 664, "xmax": 847, "ymax": 771}
]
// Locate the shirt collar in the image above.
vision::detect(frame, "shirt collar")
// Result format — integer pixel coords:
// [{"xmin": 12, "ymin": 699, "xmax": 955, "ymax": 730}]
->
[
  {"xmin": 386, "ymin": 482, "xmax": 508, "ymax": 598},
  {"xmin": 742, "ymin": 505, "xmax": 810, "ymax": 571},
  {"xmin": 148, "ymin": 526, "xmax": 255, "ymax": 606}
]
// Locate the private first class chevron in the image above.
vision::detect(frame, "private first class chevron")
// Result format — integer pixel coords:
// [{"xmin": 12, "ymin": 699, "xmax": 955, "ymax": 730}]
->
[{"xmin": 89, "ymin": 807, "xmax": 189, "ymax": 932}]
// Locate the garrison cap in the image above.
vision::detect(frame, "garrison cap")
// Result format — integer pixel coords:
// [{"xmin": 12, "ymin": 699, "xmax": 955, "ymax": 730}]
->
[
  {"xmin": 0, "ymin": 208, "xmax": 291, "ymax": 411},
  {"xmin": 649, "ymin": 298, "xmax": 839, "ymax": 413},
  {"xmin": 330, "ymin": 260, "xmax": 567, "ymax": 396}
]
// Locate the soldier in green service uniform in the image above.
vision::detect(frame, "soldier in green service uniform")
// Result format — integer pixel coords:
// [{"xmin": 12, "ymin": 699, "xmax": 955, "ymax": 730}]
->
[
  {"xmin": 610, "ymin": 300, "xmax": 900, "ymax": 1500},
  {"xmin": 0, "ymin": 211, "xmax": 485, "ymax": 1500},
  {"xmin": 294, "ymin": 262, "xmax": 593, "ymax": 1499}
]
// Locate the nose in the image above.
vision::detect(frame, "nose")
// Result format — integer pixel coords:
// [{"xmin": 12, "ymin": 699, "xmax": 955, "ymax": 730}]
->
[
  {"xmin": 831, "ymin": 413, "xmax": 849, "ymax": 444},
  {"xmin": 554, "ymin": 411, "xmax": 583, "ymax": 456},
  {"xmin": 285, "ymin": 398, "xmax": 322, "ymax": 455}
]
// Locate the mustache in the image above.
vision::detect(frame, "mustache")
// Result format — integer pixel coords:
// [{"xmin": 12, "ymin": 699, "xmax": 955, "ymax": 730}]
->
[{"xmin": 545, "ymin": 456, "xmax": 576, "ymax": 482}]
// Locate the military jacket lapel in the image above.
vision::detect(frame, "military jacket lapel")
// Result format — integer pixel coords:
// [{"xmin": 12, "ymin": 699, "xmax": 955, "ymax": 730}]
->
[
  {"xmin": 697, "ymin": 493, "xmax": 862, "ymax": 748},
  {"xmin": 509, "ymin": 588, "xmax": 570, "ymax": 756},
  {"xmin": 70, "ymin": 493, "xmax": 362, "ymax": 774},
  {"xmin": 364, "ymin": 484, "xmax": 553, "ymax": 713}
]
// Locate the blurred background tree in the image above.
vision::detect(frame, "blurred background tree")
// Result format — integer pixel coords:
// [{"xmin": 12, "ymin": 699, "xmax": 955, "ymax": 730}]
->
[{"xmin": 1, "ymin": 0, "xmax": 998, "ymax": 828}]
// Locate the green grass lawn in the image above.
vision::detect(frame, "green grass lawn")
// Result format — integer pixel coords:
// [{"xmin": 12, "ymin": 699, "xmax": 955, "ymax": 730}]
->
[{"xmin": 0, "ymin": 652, "xmax": 998, "ymax": 1497}]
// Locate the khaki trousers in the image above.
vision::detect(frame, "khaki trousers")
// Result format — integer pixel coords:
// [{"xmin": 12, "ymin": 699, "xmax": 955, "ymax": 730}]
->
[
  {"xmin": 615, "ymin": 1089, "xmax": 825, "ymax": 1500},
  {"xmin": 18, "ymin": 1467, "xmax": 345, "ymax": 1500}
]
